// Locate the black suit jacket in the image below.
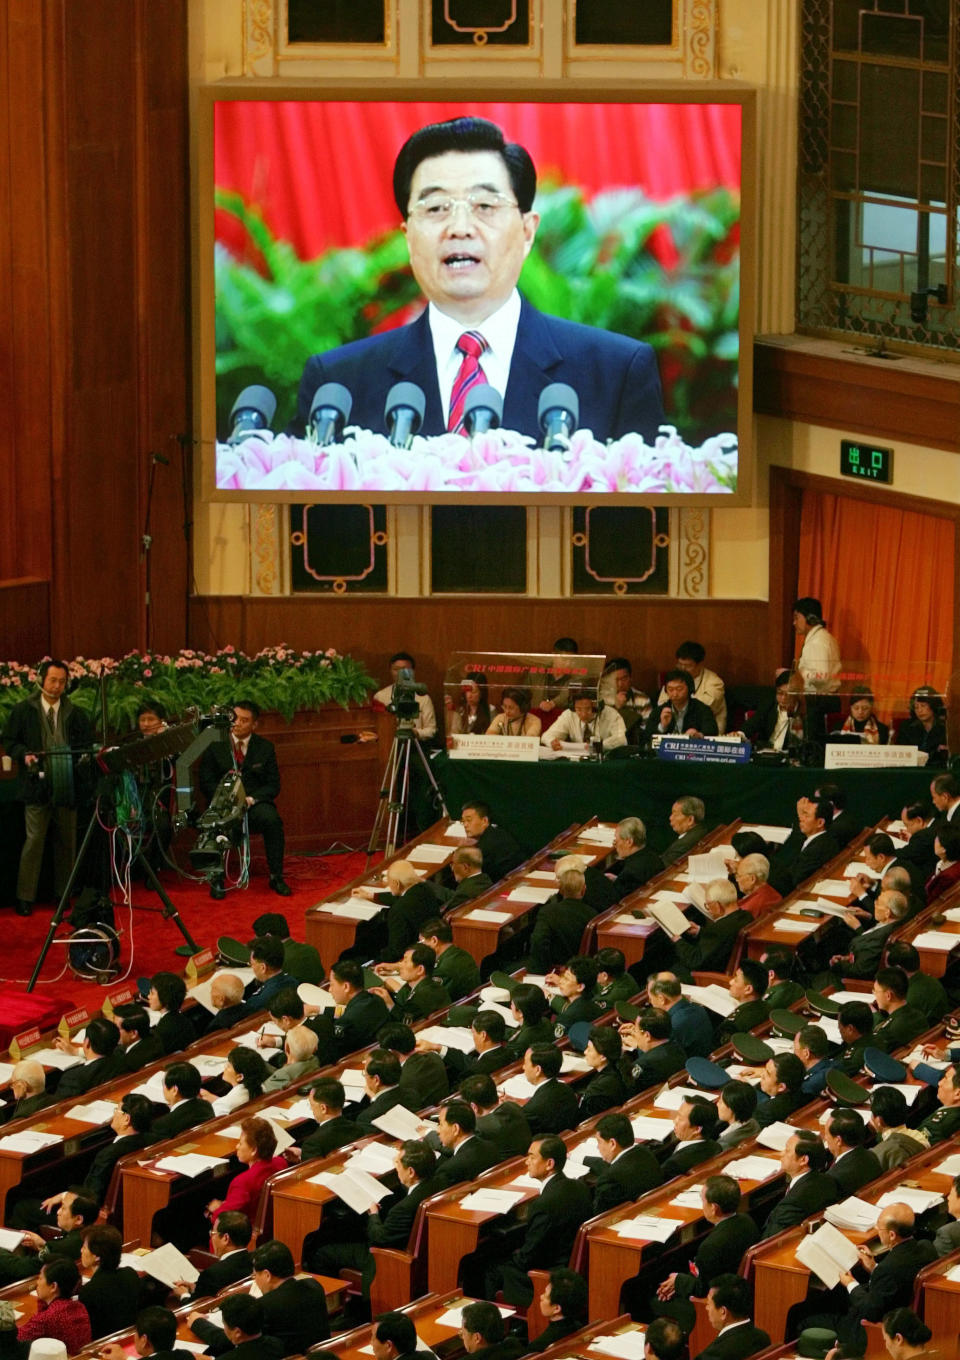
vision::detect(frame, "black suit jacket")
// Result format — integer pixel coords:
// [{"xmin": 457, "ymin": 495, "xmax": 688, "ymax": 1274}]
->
[
  {"xmin": 356, "ymin": 1085, "xmax": 409, "ymax": 1127},
  {"xmin": 54, "ymin": 1050, "xmax": 125, "ymax": 1100},
  {"xmin": 675, "ymin": 1213, "xmax": 760, "ymax": 1299},
  {"xmin": 78, "ymin": 1266, "xmax": 140, "ymax": 1340},
  {"xmin": 529, "ymin": 897, "xmax": 596, "ymax": 973},
  {"xmin": 190, "ymin": 1248, "xmax": 253, "ymax": 1299},
  {"xmin": 475, "ymin": 823, "xmax": 526, "ymax": 881},
  {"xmin": 840, "ymin": 1237, "xmax": 937, "ymax": 1346},
  {"xmin": 149, "ymin": 1097, "xmax": 214, "ymax": 1142},
  {"xmin": 644, "ymin": 696, "xmax": 718, "ymax": 741},
  {"xmin": 120, "ymin": 1033, "xmax": 165, "ymax": 1071},
  {"xmin": 433, "ymin": 1134, "xmax": 500, "ymax": 1188},
  {"xmin": 760, "ymin": 1171, "xmax": 837, "ymax": 1238},
  {"xmin": 300, "ymin": 1114, "xmax": 364, "ymax": 1160},
  {"xmin": 399, "ymin": 1050, "xmax": 448, "ymax": 1107},
  {"xmin": 524, "ymin": 1078, "xmax": 581, "ymax": 1136},
  {"xmin": 199, "ymin": 731, "xmax": 280, "ymax": 804},
  {"xmin": 368, "ymin": 1175, "xmax": 440, "ymax": 1247},
  {"xmin": 476, "ymin": 1102, "xmax": 532, "ymax": 1159},
  {"xmin": 578, "ymin": 1065, "xmax": 627, "ymax": 1121},
  {"xmin": 435, "ymin": 872, "xmax": 494, "ymax": 915},
  {"xmin": 202, "ymin": 1003, "xmax": 249, "ymax": 1036},
  {"xmin": 660, "ymin": 1138, "xmax": 721, "ymax": 1179},
  {"xmin": 676, "ymin": 909, "xmax": 752, "ymax": 974},
  {"xmin": 512, "ymin": 1173, "xmax": 593, "ymax": 1270},
  {"xmin": 376, "ymin": 882, "xmax": 444, "ymax": 962},
  {"xmin": 261, "ymin": 1274, "xmax": 330, "ymax": 1352},
  {"xmin": 585, "ymin": 845, "xmax": 664, "ymax": 911},
  {"xmin": 83, "ymin": 1131, "xmax": 149, "ymax": 1205},
  {"xmin": 591, "ymin": 1144, "xmax": 663, "ymax": 1213},
  {"xmin": 293, "ymin": 298, "xmax": 665, "ymax": 445},
  {"xmin": 156, "ymin": 1010, "xmax": 198, "ymax": 1055},
  {"xmin": 827, "ymin": 1146, "xmax": 883, "ymax": 1196},
  {"xmin": 661, "ymin": 825, "xmax": 707, "ymax": 868},
  {"xmin": 2, "ymin": 692, "xmax": 93, "ymax": 804},
  {"xmin": 768, "ymin": 830, "xmax": 840, "ymax": 894},
  {"xmin": 693, "ymin": 1320, "xmax": 771, "ymax": 1360}
]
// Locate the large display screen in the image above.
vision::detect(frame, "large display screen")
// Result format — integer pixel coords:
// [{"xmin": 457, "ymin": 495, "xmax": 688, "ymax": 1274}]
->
[{"xmin": 208, "ymin": 93, "xmax": 750, "ymax": 503}]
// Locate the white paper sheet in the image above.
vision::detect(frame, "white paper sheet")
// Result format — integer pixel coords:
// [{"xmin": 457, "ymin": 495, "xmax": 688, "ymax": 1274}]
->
[
  {"xmin": 66, "ymin": 1100, "xmax": 118, "ymax": 1125},
  {"xmin": 577, "ymin": 825, "xmax": 616, "ymax": 846},
  {"xmin": 408, "ymin": 844, "xmax": 454, "ymax": 864},
  {"xmin": 506, "ymin": 885, "xmax": 556, "ymax": 904},
  {"xmin": 458, "ymin": 1188, "xmax": 526, "ymax": 1213},
  {"xmin": 739, "ymin": 824, "xmax": 791, "ymax": 843},
  {"xmin": 464, "ymin": 909, "xmax": 512, "ymax": 923},
  {"xmin": 913, "ymin": 931, "xmax": 960, "ymax": 951},
  {"xmin": 723, "ymin": 1155, "xmax": 782, "ymax": 1182},
  {"xmin": 614, "ymin": 1215, "xmax": 683, "ymax": 1242},
  {"xmin": 773, "ymin": 918, "xmax": 819, "ymax": 934}
]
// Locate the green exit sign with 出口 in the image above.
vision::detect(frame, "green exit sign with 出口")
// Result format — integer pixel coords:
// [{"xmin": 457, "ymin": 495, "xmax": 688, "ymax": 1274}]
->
[{"xmin": 840, "ymin": 439, "xmax": 893, "ymax": 484}]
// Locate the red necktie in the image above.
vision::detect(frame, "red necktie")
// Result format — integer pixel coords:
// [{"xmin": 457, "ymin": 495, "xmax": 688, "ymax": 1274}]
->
[
  {"xmin": 234, "ymin": 740, "xmax": 244, "ymax": 766},
  {"xmin": 447, "ymin": 331, "xmax": 489, "ymax": 433}
]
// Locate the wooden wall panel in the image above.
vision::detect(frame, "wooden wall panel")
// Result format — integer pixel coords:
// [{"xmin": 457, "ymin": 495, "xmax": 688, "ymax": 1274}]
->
[
  {"xmin": 0, "ymin": 6, "xmax": 54, "ymax": 584},
  {"xmin": 0, "ymin": 581, "xmax": 50, "ymax": 662},
  {"xmin": 189, "ymin": 595, "xmax": 780, "ymax": 705},
  {"xmin": 755, "ymin": 337, "xmax": 960, "ymax": 454},
  {"xmin": 0, "ymin": 0, "xmax": 190, "ymax": 663}
]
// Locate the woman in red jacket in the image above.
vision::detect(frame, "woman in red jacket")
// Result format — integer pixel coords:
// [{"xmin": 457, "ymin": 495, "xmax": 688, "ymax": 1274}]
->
[{"xmin": 206, "ymin": 1116, "xmax": 286, "ymax": 1223}]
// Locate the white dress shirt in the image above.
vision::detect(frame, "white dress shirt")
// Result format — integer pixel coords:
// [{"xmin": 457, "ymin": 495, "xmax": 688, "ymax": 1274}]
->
[
  {"xmin": 541, "ymin": 707, "xmax": 627, "ymax": 751},
  {"xmin": 428, "ymin": 291, "xmax": 522, "ymax": 422}
]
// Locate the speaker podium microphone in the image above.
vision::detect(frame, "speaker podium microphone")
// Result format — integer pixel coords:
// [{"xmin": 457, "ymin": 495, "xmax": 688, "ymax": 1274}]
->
[
  {"xmin": 385, "ymin": 382, "xmax": 426, "ymax": 448},
  {"xmin": 308, "ymin": 382, "xmax": 353, "ymax": 445},
  {"xmin": 227, "ymin": 385, "xmax": 276, "ymax": 444},
  {"xmin": 538, "ymin": 383, "xmax": 579, "ymax": 452},
  {"xmin": 461, "ymin": 384, "xmax": 503, "ymax": 436}
]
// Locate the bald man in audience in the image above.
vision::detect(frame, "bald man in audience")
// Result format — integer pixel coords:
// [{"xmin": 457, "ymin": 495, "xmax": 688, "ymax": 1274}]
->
[
  {"xmin": 0, "ymin": 1060, "xmax": 52, "ymax": 1126},
  {"xmin": 263, "ymin": 1025, "xmax": 320, "ymax": 1091},
  {"xmin": 432, "ymin": 846, "xmax": 493, "ymax": 914},
  {"xmin": 201, "ymin": 973, "xmax": 247, "ymax": 1035},
  {"xmin": 827, "ymin": 889, "xmax": 909, "ymax": 979},
  {"xmin": 355, "ymin": 857, "xmax": 442, "ymax": 962}
]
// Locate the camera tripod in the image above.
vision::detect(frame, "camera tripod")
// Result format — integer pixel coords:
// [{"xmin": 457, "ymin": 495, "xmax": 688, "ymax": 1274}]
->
[
  {"xmin": 27, "ymin": 778, "xmax": 202, "ymax": 992},
  {"xmin": 367, "ymin": 720, "xmax": 448, "ymax": 859}
]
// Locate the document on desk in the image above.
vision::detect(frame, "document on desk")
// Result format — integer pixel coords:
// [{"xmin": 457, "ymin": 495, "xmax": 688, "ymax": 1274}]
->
[
  {"xmin": 458, "ymin": 1188, "xmax": 526, "ymax": 1213},
  {"xmin": 346, "ymin": 1142, "xmax": 399, "ymax": 1176},
  {"xmin": 685, "ymin": 851, "xmax": 730, "ymax": 880},
  {"xmin": 824, "ymin": 1196, "xmax": 878, "ymax": 1232},
  {"xmin": 153, "ymin": 1154, "xmax": 229, "ymax": 1178},
  {"xmin": 577, "ymin": 825, "xmax": 616, "ymax": 846},
  {"xmin": 464, "ymin": 909, "xmax": 512, "ymax": 923},
  {"xmin": 507, "ymin": 885, "xmax": 556, "ymax": 904},
  {"xmin": 912, "ymin": 930, "xmax": 960, "ymax": 951},
  {"xmin": 66, "ymin": 1100, "xmax": 118, "ymax": 1125},
  {"xmin": 0, "ymin": 1229, "xmax": 24, "ymax": 1250},
  {"xmin": 670, "ymin": 1187, "xmax": 705, "ymax": 1209},
  {"xmin": 321, "ymin": 898, "xmax": 384, "ymax": 920},
  {"xmin": 773, "ymin": 918, "xmax": 820, "ymax": 934},
  {"xmin": 500, "ymin": 1074, "xmax": 540, "ymax": 1100},
  {"xmin": 28, "ymin": 1047, "xmax": 82, "ymax": 1071},
  {"xmin": 0, "ymin": 1130, "xmax": 64, "ymax": 1153},
  {"xmin": 408, "ymin": 843, "xmax": 453, "ymax": 864},
  {"xmin": 722, "ymin": 1155, "xmax": 781, "ymax": 1182},
  {"xmin": 561, "ymin": 1052, "xmax": 591, "ymax": 1073},
  {"xmin": 877, "ymin": 1186, "xmax": 943, "ymax": 1213},
  {"xmin": 630, "ymin": 1116, "xmax": 675, "ymax": 1142},
  {"xmin": 527, "ymin": 870, "xmax": 559, "ymax": 882},
  {"xmin": 796, "ymin": 1222, "xmax": 860, "ymax": 1289},
  {"xmin": 444, "ymin": 821, "xmax": 467, "ymax": 839},
  {"xmin": 654, "ymin": 1086, "xmax": 717, "ymax": 1111},
  {"xmin": 756, "ymin": 1122, "xmax": 800, "ymax": 1152},
  {"xmin": 845, "ymin": 861, "xmax": 881, "ymax": 879},
  {"xmin": 740, "ymin": 824, "xmax": 791, "ymax": 843},
  {"xmin": 435, "ymin": 1303, "xmax": 513, "ymax": 1329},
  {"xmin": 935, "ymin": 1153, "xmax": 960, "ymax": 1176},
  {"xmin": 419, "ymin": 1025, "xmax": 475, "ymax": 1054},
  {"xmin": 614, "ymin": 1215, "xmax": 683, "ymax": 1242},
  {"xmin": 807, "ymin": 895, "xmax": 857, "ymax": 916},
  {"xmin": 589, "ymin": 1332, "xmax": 649, "ymax": 1360},
  {"xmin": 372, "ymin": 1105, "xmax": 437, "ymax": 1141}
]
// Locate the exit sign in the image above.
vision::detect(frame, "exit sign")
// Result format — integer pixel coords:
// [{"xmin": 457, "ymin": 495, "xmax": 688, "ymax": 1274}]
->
[{"xmin": 841, "ymin": 439, "xmax": 893, "ymax": 484}]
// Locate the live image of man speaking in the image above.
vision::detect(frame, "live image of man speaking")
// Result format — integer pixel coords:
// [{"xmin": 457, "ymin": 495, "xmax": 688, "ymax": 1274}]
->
[{"xmin": 290, "ymin": 116, "xmax": 665, "ymax": 446}]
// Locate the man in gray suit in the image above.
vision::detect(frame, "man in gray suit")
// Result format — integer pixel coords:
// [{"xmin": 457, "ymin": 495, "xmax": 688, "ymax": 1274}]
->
[{"xmin": 934, "ymin": 1174, "xmax": 960, "ymax": 1256}]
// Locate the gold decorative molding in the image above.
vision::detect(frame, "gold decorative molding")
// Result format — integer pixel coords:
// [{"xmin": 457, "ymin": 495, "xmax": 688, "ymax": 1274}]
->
[
  {"xmin": 684, "ymin": 0, "xmax": 717, "ymax": 78},
  {"xmin": 676, "ymin": 506, "xmax": 710, "ymax": 597},
  {"xmin": 252, "ymin": 503, "xmax": 281, "ymax": 595},
  {"xmin": 242, "ymin": 0, "xmax": 275, "ymax": 75}
]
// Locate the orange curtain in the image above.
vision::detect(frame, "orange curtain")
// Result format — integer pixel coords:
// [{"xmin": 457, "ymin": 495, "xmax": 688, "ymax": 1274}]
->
[{"xmin": 796, "ymin": 490, "xmax": 955, "ymax": 723}]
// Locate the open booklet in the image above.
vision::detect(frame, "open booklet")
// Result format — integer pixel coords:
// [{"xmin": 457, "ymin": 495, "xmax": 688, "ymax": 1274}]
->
[
  {"xmin": 309, "ymin": 1165, "xmax": 392, "ymax": 1214},
  {"xmin": 795, "ymin": 1222, "xmax": 860, "ymax": 1289},
  {"xmin": 136, "ymin": 1242, "xmax": 200, "ymax": 1290},
  {"xmin": 640, "ymin": 899, "xmax": 692, "ymax": 942}
]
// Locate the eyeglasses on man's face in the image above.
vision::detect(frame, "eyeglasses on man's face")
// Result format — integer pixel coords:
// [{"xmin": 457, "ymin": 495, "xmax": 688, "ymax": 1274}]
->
[{"xmin": 408, "ymin": 190, "xmax": 521, "ymax": 224}]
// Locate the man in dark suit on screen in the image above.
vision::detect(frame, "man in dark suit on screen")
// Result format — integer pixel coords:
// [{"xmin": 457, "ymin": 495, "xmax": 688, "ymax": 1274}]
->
[
  {"xmin": 198, "ymin": 698, "xmax": 290, "ymax": 898},
  {"xmin": 292, "ymin": 117, "xmax": 664, "ymax": 445}
]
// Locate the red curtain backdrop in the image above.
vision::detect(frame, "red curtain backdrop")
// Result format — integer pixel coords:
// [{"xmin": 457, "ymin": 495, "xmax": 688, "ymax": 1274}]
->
[
  {"xmin": 213, "ymin": 99, "xmax": 742, "ymax": 264},
  {"xmin": 796, "ymin": 490, "xmax": 955, "ymax": 721}
]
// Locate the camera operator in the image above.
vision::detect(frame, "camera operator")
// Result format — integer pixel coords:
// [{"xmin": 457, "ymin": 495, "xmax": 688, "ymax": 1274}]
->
[
  {"xmin": 373, "ymin": 652, "xmax": 437, "ymax": 740},
  {"xmin": 198, "ymin": 700, "xmax": 291, "ymax": 899}
]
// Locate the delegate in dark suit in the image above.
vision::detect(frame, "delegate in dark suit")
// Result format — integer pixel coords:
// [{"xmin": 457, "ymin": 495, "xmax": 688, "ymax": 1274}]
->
[
  {"xmin": 148, "ymin": 1097, "xmax": 214, "ymax": 1143},
  {"xmin": 294, "ymin": 299, "xmax": 664, "ymax": 446},
  {"xmin": 189, "ymin": 1248, "xmax": 254, "ymax": 1299},
  {"xmin": 768, "ymin": 830, "xmax": 839, "ymax": 895},
  {"xmin": 53, "ymin": 1051, "xmax": 125, "ymax": 1100},
  {"xmin": 119, "ymin": 1033, "xmax": 164, "ymax": 1072},
  {"xmin": 309, "ymin": 1176, "xmax": 441, "ymax": 1291},
  {"xmin": 760, "ymin": 1172, "xmax": 837, "ymax": 1238},
  {"xmin": 578, "ymin": 1065, "xmax": 627, "ymax": 1121},
  {"xmin": 78, "ymin": 1266, "xmax": 140, "ymax": 1339},
  {"xmin": 694, "ymin": 1321, "xmax": 771, "ymax": 1360},
  {"xmin": 661, "ymin": 825, "xmax": 707, "ymax": 868},
  {"xmin": 675, "ymin": 908, "xmax": 752, "ymax": 975},
  {"xmin": 299, "ymin": 1114, "xmax": 364, "ymax": 1161},
  {"xmin": 433, "ymin": 872, "xmax": 494, "ymax": 915},
  {"xmin": 837, "ymin": 1237, "xmax": 937, "ymax": 1351},
  {"xmin": 3, "ymin": 687, "xmax": 94, "ymax": 908},
  {"xmin": 434, "ymin": 1135, "xmax": 500, "ymax": 1188},
  {"xmin": 660, "ymin": 1137, "xmax": 721, "ymax": 1179},
  {"xmin": 198, "ymin": 731, "xmax": 285, "ymax": 881},
  {"xmin": 476, "ymin": 1103, "xmax": 532, "ymax": 1159},
  {"xmin": 497, "ymin": 1173, "xmax": 593, "ymax": 1305},
  {"xmin": 524, "ymin": 1079, "xmax": 581, "ymax": 1136},
  {"xmin": 827, "ymin": 1146, "xmax": 882, "ymax": 1196},
  {"xmin": 528, "ymin": 896, "xmax": 595, "ymax": 974},
  {"xmin": 356, "ymin": 881, "xmax": 440, "ymax": 963},
  {"xmin": 678, "ymin": 1214, "xmax": 760, "ymax": 1299},
  {"xmin": 193, "ymin": 1276, "xmax": 329, "ymax": 1356},
  {"xmin": 584, "ymin": 845, "xmax": 663, "ymax": 911},
  {"xmin": 590, "ymin": 1144, "xmax": 663, "ymax": 1213},
  {"xmin": 81, "ymin": 1131, "xmax": 149, "ymax": 1205}
]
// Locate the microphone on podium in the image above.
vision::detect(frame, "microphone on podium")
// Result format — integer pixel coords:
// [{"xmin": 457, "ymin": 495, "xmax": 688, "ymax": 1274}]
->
[
  {"xmin": 538, "ymin": 383, "xmax": 579, "ymax": 452},
  {"xmin": 385, "ymin": 383, "xmax": 426, "ymax": 448},
  {"xmin": 308, "ymin": 383, "xmax": 353, "ymax": 446},
  {"xmin": 227, "ymin": 386, "xmax": 276, "ymax": 444},
  {"xmin": 462, "ymin": 384, "xmax": 503, "ymax": 436}
]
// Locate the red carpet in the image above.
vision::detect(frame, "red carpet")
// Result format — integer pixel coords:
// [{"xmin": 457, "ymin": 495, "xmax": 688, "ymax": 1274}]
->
[{"xmin": 0, "ymin": 851, "xmax": 374, "ymax": 1040}]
